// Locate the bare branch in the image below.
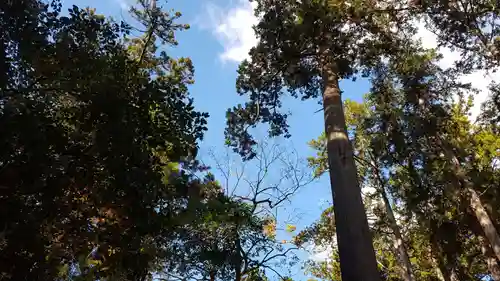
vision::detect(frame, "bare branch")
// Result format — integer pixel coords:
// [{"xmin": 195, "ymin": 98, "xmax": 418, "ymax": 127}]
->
[
  {"xmin": 202, "ymin": 139, "xmax": 313, "ymax": 279},
  {"xmin": 260, "ymin": 247, "xmax": 298, "ymax": 265}
]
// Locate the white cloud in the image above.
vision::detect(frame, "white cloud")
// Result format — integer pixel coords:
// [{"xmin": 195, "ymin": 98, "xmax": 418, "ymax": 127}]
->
[
  {"xmin": 413, "ymin": 20, "xmax": 498, "ymax": 119},
  {"xmin": 307, "ymin": 241, "xmax": 335, "ymax": 262},
  {"xmin": 201, "ymin": 4, "xmax": 495, "ymax": 116},
  {"xmin": 201, "ymin": 0, "xmax": 258, "ymax": 63}
]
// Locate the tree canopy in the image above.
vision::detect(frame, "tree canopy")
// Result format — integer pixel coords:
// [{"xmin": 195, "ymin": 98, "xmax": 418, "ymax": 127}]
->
[
  {"xmin": 303, "ymin": 35, "xmax": 500, "ymax": 281},
  {"xmin": 1, "ymin": 0, "xmax": 500, "ymax": 281}
]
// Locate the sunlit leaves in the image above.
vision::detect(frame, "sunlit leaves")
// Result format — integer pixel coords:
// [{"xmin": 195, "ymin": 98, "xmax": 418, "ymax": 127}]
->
[
  {"xmin": 262, "ymin": 219, "xmax": 277, "ymax": 239},
  {"xmin": 286, "ymin": 224, "xmax": 297, "ymax": 233}
]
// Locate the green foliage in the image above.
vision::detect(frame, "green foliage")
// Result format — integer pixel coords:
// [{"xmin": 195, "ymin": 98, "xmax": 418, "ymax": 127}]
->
[
  {"xmin": 413, "ymin": 0, "xmax": 500, "ymax": 125},
  {"xmin": 0, "ymin": 0, "xmax": 209, "ymax": 280},
  {"xmin": 2, "ymin": 1, "xmax": 500, "ymax": 281},
  {"xmin": 307, "ymin": 99, "xmax": 371, "ymax": 178},
  {"xmin": 224, "ymin": 0, "xmax": 411, "ymax": 159},
  {"xmin": 415, "ymin": 0, "xmax": 500, "ymax": 70},
  {"xmin": 304, "ymin": 38, "xmax": 500, "ymax": 280}
]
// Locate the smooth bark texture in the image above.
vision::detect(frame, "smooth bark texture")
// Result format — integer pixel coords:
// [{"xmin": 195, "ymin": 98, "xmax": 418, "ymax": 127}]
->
[
  {"xmin": 443, "ymin": 144, "xmax": 500, "ymax": 262},
  {"xmin": 235, "ymin": 269, "xmax": 241, "ymax": 281},
  {"xmin": 235, "ymin": 233, "xmax": 242, "ymax": 281},
  {"xmin": 430, "ymin": 254, "xmax": 446, "ymax": 281},
  {"xmin": 321, "ymin": 55, "xmax": 380, "ymax": 281}
]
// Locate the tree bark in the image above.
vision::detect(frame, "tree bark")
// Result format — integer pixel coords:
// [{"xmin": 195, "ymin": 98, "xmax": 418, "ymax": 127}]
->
[
  {"xmin": 437, "ymin": 221, "xmax": 467, "ymax": 281},
  {"xmin": 430, "ymin": 254, "xmax": 446, "ymax": 281},
  {"xmin": 321, "ymin": 55, "xmax": 380, "ymax": 281},
  {"xmin": 430, "ymin": 229, "xmax": 458, "ymax": 281},
  {"xmin": 471, "ymin": 213, "xmax": 500, "ymax": 280},
  {"xmin": 468, "ymin": 186, "xmax": 500, "ymax": 262},
  {"xmin": 210, "ymin": 270, "xmax": 216, "ymax": 281},
  {"xmin": 235, "ymin": 268, "xmax": 241, "ymax": 281},
  {"xmin": 379, "ymin": 186, "xmax": 415, "ymax": 281},
  {"xmin": 235, "ymin": 231, "xmax": 242, "ymax": 281},
  {"xmin": 368, "ymin": 158, "xmax": 414, "ymax": 281},
  {"xmin": 440, "ymin": 143, "xmax": 500, "ymax": 262},
  {"xmin": 480, "ymin": 236, "xmax": 500, "ymax": 281}
]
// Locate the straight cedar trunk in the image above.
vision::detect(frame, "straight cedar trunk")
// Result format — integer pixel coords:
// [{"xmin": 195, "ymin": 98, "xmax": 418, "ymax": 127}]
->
[
  {"xmin": 433, "ymin": 220, "xmax": 468, "ymax": 281},
  {"xmin": 379, "ymin": 185, "xmax": 415, "ymax": 281},
  {"xmin": 430, "ymin": 255, "xmax": 446, "ymax": 281},
  {"xmin": 235, "ymin": 269, "xmax": 241, "ymax": 281},
  {"xmin": 235, "ymin": 232, "xmax": 242, "ymax": 281},
  {"xmin": 468, "ymin": 186, "xmax": 500, "ymax": 261},
  {"xmin": 321, "ymin": 56, "xmax": 380, "ymax": 281},
  {"xmin": 440, "ymin": 143, "xmax": 500, "ymax": 262},
  {"xmin": 371, "ymin": 160, "xmax": 414, "ymax": 281},
  {"xmin": 471, "ymin": 213, "xmax": 500, "ymax": 280},
  {"xmin": 210, "ymin": 270, "xmax": 216, "ymax": 281}
]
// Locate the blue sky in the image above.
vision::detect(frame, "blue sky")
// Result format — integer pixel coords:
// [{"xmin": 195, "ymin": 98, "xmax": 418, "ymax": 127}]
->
[
  {"xmin": 57, "ymin": 0, "xmax": 496, "ymax": 279},
  {"xmin": 60, "ymin": 0, "xmax": 370, "ymax": 278}
]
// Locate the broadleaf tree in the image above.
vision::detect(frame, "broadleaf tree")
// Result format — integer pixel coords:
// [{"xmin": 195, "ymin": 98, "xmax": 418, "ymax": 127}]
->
[{"xmin": 0, "ymin": 0, "xmax": 210, "ymax": 280}]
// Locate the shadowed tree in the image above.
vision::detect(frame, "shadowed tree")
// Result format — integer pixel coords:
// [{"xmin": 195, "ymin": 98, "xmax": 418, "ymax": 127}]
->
[
  {"xmin": 302, "ymin": 38, "xmax": 500, "ymax": 281},
  {"xmin": 0, "ymin": 0, "xmax": 209, "ymax": 279}
]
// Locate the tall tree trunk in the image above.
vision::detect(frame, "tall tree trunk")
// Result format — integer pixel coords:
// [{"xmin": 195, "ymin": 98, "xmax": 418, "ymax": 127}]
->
[
  {"xmin": 370, "ymin": 158, "xmax": 414, "ymax": 281},
  {"xmin": 430, "ymin": 227, "xmax": 458, "ymax": 281},
  {"xmin": 470, "ymin": 213, "xmax": 500, "ymax": 280},
  {"xmin": 468, "ymin": 186, "xmax": 500, "ymax": 261},
  {"xmin": 480, "ymin": 236, "xmax": 500, "ymax": 281},
  {"xmin": 235, "ymin": 231, "xmax": 242, "ymax": 281},
  {"xmin": 437, "ymin": 221, "xmax": 466, "ymax": 281},
  {"xmin": 235, "ymin": 268, "xmax": 241, "ymax": 281},
  {"xmin": 321, "ymin": 55, "xmax": 380, "ymax": 281},
  {"xmin": 430, "ymin": 254, "xmax": 446, "ymax": 281},
  {"xmin": 380, "ymin": 187, "xmax": 414, "ymax": 281},
  {"xmin": 440, "ymin": 142, "xmax": 500, "ymax": 262}
]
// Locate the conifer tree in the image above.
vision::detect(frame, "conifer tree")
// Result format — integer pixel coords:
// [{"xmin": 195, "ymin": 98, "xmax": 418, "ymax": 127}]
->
[{"xmin": 224, "ymin": 0, "xmax": 411, "ymax": 279}]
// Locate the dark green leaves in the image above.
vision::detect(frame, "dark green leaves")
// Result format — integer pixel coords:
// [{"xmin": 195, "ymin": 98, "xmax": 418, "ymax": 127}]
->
[
  {"xmin": 225, "ymin": 0, "xmax": 412, "ymax": 160},
  {"xmin": 0, "ymin": 1, "xmax": 207, "ymax": 280}
]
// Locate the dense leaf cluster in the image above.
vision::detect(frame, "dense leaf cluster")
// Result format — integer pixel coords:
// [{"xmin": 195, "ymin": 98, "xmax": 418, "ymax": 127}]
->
[{"xmin": 3, "ymin": 0, "xmax": 500, "ymax": 281}]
